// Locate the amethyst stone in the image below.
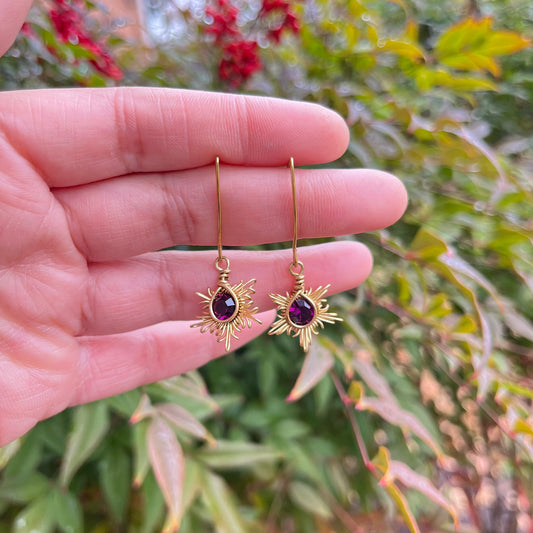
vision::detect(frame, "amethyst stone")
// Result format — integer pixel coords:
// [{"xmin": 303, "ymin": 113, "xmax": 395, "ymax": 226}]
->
[
  {"xmin": 288, "ymin": 297, "xmax": 315, "ymax": 326},
  {"xmin": 212, "ymin": 290, "xmax": 237, "ymax": 321}
]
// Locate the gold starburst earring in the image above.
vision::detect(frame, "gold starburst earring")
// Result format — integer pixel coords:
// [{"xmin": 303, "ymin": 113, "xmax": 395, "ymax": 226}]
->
[
  {"xmin": 268, "ymin": 158, "xmax": 342, "ymax": 352},
  {"xmin": 191, "ymin": 157, "xmax": 261, "ymax": 351}
]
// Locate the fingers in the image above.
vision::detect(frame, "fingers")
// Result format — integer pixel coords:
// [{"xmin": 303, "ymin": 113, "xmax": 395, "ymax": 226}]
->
[
  {"xmin": 0, "ymin": 0, "xmax": 33, "ymax": 56},
  {"xmin": 81, "ymin": 242, "xmax": 372, "ymax": 335},
  {"xmin": 73, "ymin": 311, "xmax": 275, "ymax": 405},
  {"xmin": 0, "ymin": 88, "xmax": 349, "ymax": 187},
  {"xmin": 55, "ymin": 166, "xmax": 407, "ymax": 262}
]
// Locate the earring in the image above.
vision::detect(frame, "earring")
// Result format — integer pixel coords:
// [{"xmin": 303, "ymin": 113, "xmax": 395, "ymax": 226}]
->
[
  {"xmin": 191, "ymin": 157, "xmax": 261, "ymax": 351},
  {"xmin": 268, "ymin": 158, "xmax": 342, "ymax": 352}
]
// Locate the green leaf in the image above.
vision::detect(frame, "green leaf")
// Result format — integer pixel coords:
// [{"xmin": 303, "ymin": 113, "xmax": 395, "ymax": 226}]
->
[
  {"xmin": 284, "ymin": 442, "xmax": 325, "ymax": 485},
  {"xmin": 107, "ymin": 389, "xmax": 142, "ymax": 418},
  {"xmin": 441, "ymin": 52, "xmax": 500, "ymax": 76},
  {"xmin": 182, "ymin": 459, "xmax": 201, "ymax": 513},
  {"xmin": 477, "ymin": 31, "xmax": 531, "ymax": 56},
  {"xmin": 99, "ymin": 445, "xmax": 131, "ymax": 524},
  {"xmin": 0, "ymin": 472, "xmax": 49, "ymax": 503},
  {"xmin": 0, "ymin": 439, "xmax": 20, "ymax": 470},
  {"xmin": 326, "ymin": 461, "xmax": 351, "ymax": 503},
  {"xmin": 3, "ymin": 437, "xmax": 41, "ymax": 478},
  {"xmin": 195, "ymin": 440, "xmax": 282, "ymax": 470},
  {"xmin": 377, "ymin": 40, "xmax": 426, "ymax": 60},
  {"xmin": 147, "ymin": 417, "xmax": 185, "ymax": 531},
  {"xmin": 200, "ymin": 470, "xmax": 247, "ymax": 533},
  {"xmin": 12, "ymin": 495, "xmax": 55, "ymax": 533},
  {"xmin": 139, "ymin": 472, "xmax": 166, "ymax": 533},
  {"xmin": 50, "ymin": 488, "xmax": 83, "ymax": 533},
  {"xmin": 288, "ymin": 481, "xmax": 333, "ymax": 519},
  {"xmin": 438, "ymin": 252, "xmax": 500, "ymax": 306},
  {"xmin": 408, "ymin": 229, "xmax": 448, "ymax": 260},
  {"xmin": 59, "ymin": 402, "xmax": 110, "ymax": 488}
]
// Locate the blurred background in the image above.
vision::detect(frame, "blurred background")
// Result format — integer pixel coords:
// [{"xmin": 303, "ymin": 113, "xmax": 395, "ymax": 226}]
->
[{"xmin": 0, "ymin": 1, "xmax": 532, "ymax": 532}]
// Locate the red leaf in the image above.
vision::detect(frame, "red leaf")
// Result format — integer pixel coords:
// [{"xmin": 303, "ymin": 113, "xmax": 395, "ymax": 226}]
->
[
  {"xmin": 356, "ymin": 389, "xmax": 443, "ymax": 459},
  {"xmin": 147, "ymin": 418, "xmax": 185, "ymax": 530},
  {"xmin": 385, "ymin": 459, "xmax": 458, "ymax": 528},
  {"xmin": 157, "ymin": 403, "xmax": 216, "ymax": 446},
  {"xmin": 287, "ymin": 340, "xmax": 334, "ymax": 402}
]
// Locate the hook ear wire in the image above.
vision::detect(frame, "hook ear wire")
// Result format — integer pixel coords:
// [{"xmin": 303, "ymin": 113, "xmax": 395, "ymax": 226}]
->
[
  {"xmin": 190, "ymin": 156, "xmax": 261, "ymax": 351},
  {"xmin": 268, "ymin": 156, "xmax": 342, "ymax": 352},
  {"xmin": 215, "ymin": 156, "xmax": 223, "ymax": 264},
  {"xmin": 289, "ymin": 157, "xmax": 300, "ymax": 273}
]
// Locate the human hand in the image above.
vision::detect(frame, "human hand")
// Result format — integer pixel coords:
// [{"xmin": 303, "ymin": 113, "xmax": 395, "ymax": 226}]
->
[{"xmin": 0, "ymin": 6, "xmax": 407, "ymax": 446}]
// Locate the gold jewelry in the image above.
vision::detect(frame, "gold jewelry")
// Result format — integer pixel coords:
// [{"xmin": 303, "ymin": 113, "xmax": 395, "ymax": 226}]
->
[
  {"xmin": 191, "ymin": 157, "xmax": 261, "ymax": 351},
  {"xmin": 268, "ymin": 158, "xmax": 342, "ymax": 352}
]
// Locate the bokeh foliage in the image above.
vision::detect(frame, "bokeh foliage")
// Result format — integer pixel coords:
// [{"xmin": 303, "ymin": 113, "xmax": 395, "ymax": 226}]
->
[{"xmin": 0, "ymin": 0, "xmax": 532, "ymax": 532}]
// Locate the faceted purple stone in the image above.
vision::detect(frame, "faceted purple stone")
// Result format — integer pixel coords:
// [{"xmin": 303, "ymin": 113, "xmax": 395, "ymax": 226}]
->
[
  {"xmin": 212, "ymin": 291, "xmax": 237, "ymax": 321},
  {"xmin": 288, "ymin": 297, "xmax": 315, "ymax": 326}
]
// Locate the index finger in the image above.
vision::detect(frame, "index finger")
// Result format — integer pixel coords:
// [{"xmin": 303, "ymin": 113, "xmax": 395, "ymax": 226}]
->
[
  {"xmin": 0, "ymin": 0, "xmax": 33, "ymax": 56},
  {"xmin": 0, "ymin": 87, "xmax": 350, "ymax": 187}
]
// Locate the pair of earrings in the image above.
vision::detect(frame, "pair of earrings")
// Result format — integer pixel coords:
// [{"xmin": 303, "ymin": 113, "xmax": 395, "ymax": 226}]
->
[{"xmin": 191, "ymin": 157, "xmax": 341, "ymax": 352}]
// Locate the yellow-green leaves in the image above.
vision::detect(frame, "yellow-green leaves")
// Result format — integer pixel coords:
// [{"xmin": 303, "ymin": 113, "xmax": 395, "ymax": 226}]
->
[{"xmin": 435, "ymin": 16, "xmax": 531, "ymax": 76}]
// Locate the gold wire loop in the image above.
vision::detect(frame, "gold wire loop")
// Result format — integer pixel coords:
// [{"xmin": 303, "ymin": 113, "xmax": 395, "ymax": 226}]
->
[
  {"xmin": 289, "ymin": 260, "xmax": 304, "ymax": 277},
  {"xmin": 191, "ymin": 156, "xmax": 261, "ymax": 351},
  {"xmin": 215, "ymin": 256, "xmax": 230, "ymax": 272},
  {"xmin": 289, "ymin": 157, "xmax": 299, "ymax": 267},
  {"xmin": 215, "ymin": 156, "xmax": 223, "ymax": 263}
]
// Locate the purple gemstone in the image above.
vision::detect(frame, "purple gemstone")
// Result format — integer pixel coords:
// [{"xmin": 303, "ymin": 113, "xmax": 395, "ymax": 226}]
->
[
  {"xmin": 212, "ymin": 291, "xmax": 237, "ymax": 321},
  {"xmin": 288, "ymin": 297, "xmax": 315, "ymax": 326}
]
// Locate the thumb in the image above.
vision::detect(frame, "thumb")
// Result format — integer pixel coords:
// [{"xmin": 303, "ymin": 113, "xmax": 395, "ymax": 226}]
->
[{"xmin": 0, "ymin": 0, "xmax": 34, "ymax": 57}]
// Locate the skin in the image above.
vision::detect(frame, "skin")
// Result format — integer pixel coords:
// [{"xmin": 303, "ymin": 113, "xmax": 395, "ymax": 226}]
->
[{"xmin": 0, "ymin": 1, "xmax": 408, "ymax": 446}]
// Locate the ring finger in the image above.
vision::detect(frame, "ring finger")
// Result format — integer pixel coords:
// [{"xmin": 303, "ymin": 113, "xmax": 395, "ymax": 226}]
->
[{"xmin": 81, "ymin": 241, "xmax": 371, "ymax": 336}]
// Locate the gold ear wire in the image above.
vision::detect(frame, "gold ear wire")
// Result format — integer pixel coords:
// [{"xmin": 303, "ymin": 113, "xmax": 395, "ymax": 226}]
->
[
  {"xmin": 268, "ymin": 158, "xmax": 342, "ymax": 352},
  {"xmin": 191, "ymin": 158, "xmax": 261, "ymax": 351}
]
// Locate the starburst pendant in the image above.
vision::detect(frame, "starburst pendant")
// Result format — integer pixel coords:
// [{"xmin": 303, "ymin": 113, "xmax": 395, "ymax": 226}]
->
[
  {"xmin": 191, "ymin": 264, "xmax": 261, "ymax": 352},
  {"xmin": 268, "ymin": 271, "xmax": 342, "ymax": 352}
]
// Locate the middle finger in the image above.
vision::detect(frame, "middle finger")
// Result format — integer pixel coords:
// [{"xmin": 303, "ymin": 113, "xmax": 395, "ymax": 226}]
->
[{"xmin": 54, "ymin": 165, "xmax": 406, "ymax": 262}]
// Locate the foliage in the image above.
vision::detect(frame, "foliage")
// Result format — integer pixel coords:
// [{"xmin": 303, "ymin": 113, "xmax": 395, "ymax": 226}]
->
[{"xmin": 1, "ymin": 0, "xmax": 532, "ymax": 532}]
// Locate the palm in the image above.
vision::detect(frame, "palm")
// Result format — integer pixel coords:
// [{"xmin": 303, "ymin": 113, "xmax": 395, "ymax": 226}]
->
[
  {"xmin": 0, "ymin": 87, "xmax": 406, "ymax": 446},
  {"xmin": 0, "ymin": 157, "xmax": 87, "ymax": 444}
]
